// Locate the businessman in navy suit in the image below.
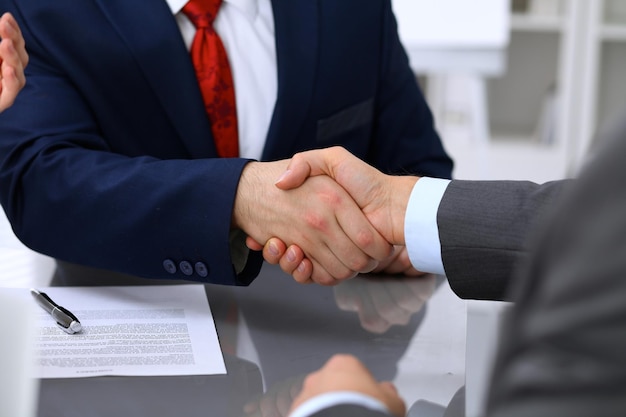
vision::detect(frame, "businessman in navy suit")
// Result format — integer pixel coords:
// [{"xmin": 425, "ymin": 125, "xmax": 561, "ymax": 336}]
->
[{"xmin": 0, "ymin": 0, "xmax": 452, "ymax": 286}]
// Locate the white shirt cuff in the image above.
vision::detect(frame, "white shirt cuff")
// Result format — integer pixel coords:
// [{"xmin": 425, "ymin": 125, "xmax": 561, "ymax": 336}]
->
[
  {"xmin": 288, "ymin": 391, "xmax": 390, "ymax": 417},
  {"xmin": 404, "ymin": 177, "xmax": 451, "ymax": 275}
]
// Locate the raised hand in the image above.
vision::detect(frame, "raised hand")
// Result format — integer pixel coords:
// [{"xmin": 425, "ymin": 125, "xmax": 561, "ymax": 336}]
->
[
  {"xmin": 0, "ymin": 12, "xmax": 28, "ymax": 113},
  {"xmin": 233, "ymin": 159, "xmax": 394, "ymax": 285},
  {"xmin": 289, "ymin": 354, "xmax": 406, "ymax": 417}
]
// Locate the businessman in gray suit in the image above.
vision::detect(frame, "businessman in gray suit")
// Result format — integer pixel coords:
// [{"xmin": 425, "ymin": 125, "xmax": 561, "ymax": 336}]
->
[{"xmin": 254, "ymin": 111, "xmax": 626, "ymax": 416}]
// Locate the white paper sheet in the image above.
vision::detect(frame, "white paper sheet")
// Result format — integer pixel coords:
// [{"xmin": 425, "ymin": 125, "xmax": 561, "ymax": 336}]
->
[{"xmin": 13, "ymin": 285, "xmax": 226, "ymax": 379}]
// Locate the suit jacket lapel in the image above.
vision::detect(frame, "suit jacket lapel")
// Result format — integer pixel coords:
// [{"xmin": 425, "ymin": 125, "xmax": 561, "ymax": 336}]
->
[
  {"xmin": 94, "ymin": 0, "xmax": 217, "ymax": 157},
  {"xmin": 262, "ymin": 0, "xmax": 319, "ymax": 160}
]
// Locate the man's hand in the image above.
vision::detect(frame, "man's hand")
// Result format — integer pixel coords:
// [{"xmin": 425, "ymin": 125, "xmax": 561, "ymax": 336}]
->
[
  {"xmin": 276, "ymin": 147, "xmax": 418, "ymax": 245},
  {"xmin": 233, "ymin": 159, "xmax": 394, "ymax": 285},
  {"xmin": 0, "ymin": 12, "xmax": 28, "ymax": 113},
  {"xmin": 289, "ymin": 354, "xmax": 406, "ymax": 417},
  {"xmin": 247, "ymin": 147, "xmax": 419, "ymax": 284}
]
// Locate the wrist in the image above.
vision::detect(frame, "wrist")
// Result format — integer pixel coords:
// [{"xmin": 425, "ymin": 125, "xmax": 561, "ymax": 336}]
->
[
  {"xmin": 390, "ymin": 176, "xmax": 419, "ymax": 245},
  {"xmin": 232, "ymin": 162, "xmax": 259, "ymax": 231}
]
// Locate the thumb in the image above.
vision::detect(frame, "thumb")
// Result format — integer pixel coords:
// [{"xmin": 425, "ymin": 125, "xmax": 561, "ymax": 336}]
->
[{"xmin": 275, "ymin": 147, "xmax": 346, "ymax": 190}]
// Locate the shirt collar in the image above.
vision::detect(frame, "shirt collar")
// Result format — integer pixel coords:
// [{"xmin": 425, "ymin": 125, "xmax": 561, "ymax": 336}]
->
[{"xmin": 166, "ymin": 0, "xmax": 259, "ymax": 21}]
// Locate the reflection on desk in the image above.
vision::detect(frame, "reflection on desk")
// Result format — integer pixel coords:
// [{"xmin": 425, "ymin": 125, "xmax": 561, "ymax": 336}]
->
[{"xmin": 39, "ymin": 263, "xmax": 466, "ymax": 417}]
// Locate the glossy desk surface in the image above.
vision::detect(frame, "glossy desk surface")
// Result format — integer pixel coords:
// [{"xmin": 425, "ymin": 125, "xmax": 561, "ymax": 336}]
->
[{"xmin": 38, "ymin": 264, "xmax": 467, "ymax": 417}]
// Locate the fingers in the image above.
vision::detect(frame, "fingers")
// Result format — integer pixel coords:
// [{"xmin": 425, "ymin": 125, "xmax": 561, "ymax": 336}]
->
[
  {"xmin": 0, "ymin": 52, "xmax": 20, "ymax": 112},
  {"xmin": 275, "ymin": 147, "xmax": 347, "ymax": 190},
  {"xmin": 249, "ymin": 234, "xmax": 347, "ymax": 286},
  {"xmin": 276, "ymin": 147, "xmax": 411, "ymax": 246},
  {"xmin": 0, "ymin": 13, "xmax": 28, "ymax": 112},
  {"xmin": 261, "ymin": 239, "xmax": 316, "ymax": 284},
  {"xmin": 250, "ymin": 229, "xmax": 366, "ymax": 286},
  {"xmin": 289, "ymin": 175, "xmax": 392, "ymax": 281},
  {"xmin": 334, "ymin": 195, "xmax": 395, "ymax": 265},
  {"xmin": 260, "ymin": 238, "xmax": 292, "ymax": 264},
  {"xmin": 0, "ymin": 13, "xmax": 28, "ymax": 66},
  {"xmin": 246, "ymin": 236, "xmax": 315, "ymax": 284},
  {"xmin": 291, "ymin": 258, "xmax": 313, "ymax": 284},
  {"xmin": 288, "ymin": 180, "xmax": 393, "ymax": 284}
]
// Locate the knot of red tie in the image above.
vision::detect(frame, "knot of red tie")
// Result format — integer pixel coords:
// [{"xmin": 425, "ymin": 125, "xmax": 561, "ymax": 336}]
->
[{"xmin": 183, "ymin": 0, "xmax": 222, "ymax": 28}]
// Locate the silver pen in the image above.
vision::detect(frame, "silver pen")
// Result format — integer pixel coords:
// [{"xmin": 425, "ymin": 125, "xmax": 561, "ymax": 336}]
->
[{"xmin": 30, "ymin": 289, "xmax": 82, "ymax": 334}]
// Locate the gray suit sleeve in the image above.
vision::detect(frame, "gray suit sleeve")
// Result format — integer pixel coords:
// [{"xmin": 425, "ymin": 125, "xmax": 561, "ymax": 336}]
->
[
  {"xmin": 486, "ymin": 114, "xmax": 626, "ymax": 416},
  {"xmin": 438, "ymin": 180, "xmax": 569, "ymax": 301}
]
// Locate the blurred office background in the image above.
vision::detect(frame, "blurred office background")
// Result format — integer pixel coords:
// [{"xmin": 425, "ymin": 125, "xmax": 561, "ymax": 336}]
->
[{"xmin": 397, "ymin": 0, "xmax": 626, "ymax": 183}]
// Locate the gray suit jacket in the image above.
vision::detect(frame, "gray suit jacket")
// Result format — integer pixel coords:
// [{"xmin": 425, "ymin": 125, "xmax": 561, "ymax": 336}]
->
[
  {"xmin": 307, "ymin": 113, "xmax": 626, "ymax": 416},
  {"xmin": 485, "ymin": 113, "xmax": 626, "ymax": 416}
]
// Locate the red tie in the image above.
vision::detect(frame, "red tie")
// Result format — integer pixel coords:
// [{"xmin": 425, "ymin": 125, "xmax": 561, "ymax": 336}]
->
[{"xmin": 183, "ymin": 0, "xmax": 239, "ymax": 158}]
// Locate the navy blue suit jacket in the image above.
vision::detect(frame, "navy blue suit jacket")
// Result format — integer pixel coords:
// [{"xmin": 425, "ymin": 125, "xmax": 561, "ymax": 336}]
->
[{"xmin": 0, "ymin": 0, "xmax": 452, "ymax": 286}]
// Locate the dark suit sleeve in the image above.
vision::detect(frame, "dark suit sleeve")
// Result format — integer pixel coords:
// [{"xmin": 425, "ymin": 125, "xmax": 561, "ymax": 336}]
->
[
  {"xmin": 438, "ymin": 179, "xmax": 570, "ymax": 301},
  {"xmin": 486, "ymin": 116, "xmax": 626, "ymax": 416},
  {"xmin": 0, "ymin": 1, "xmax": 261, "ymax": 286}
]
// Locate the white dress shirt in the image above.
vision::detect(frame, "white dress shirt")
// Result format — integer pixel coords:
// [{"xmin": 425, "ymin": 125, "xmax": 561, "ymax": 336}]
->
[
  {"xmin": 166, "ymin": 0, "xmax": 277, "ymax": 160},
  {"xmin": 404, "ymin": 177, "xmax": 451, "ymax": 275}
]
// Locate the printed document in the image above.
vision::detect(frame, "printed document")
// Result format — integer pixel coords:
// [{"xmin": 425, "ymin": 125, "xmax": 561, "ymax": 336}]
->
[{"xmin": 18, "ymin": 285, "xmax": 226, "ymax": 379}]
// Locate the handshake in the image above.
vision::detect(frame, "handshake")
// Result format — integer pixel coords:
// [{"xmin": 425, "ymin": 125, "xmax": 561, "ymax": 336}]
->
[{"xmin": 232, "ymin": 147, "xmax": 423, "ymax": 285}]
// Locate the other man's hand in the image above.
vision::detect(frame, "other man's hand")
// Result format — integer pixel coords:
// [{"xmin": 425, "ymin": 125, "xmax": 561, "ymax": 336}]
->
[
  {"xmin": 289, "ymin": 354, "xmax": 406, "ymax": 417},
  {"xmin": 0, "ymin": 12, "xmax": 28, "ymax": 113}
]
